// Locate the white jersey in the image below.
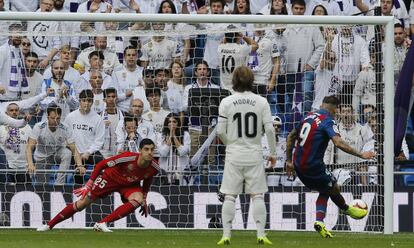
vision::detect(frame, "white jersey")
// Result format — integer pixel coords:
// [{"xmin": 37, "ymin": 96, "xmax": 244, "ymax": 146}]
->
[
  {"xmin": 112, "ymin": 66, "xmax": 145, "ymax": 112},
  {"xmin": 142, "ymin": 108, "xmax": 171, "ymax": 134},
  {"xmin": 29, "ymin": 121, "xmax": 73, "ymax": 161},
  {"xmin": 27, "ymin": 11, "xmax": 61, "ymax": 59},
  {"xmin": 100, "ymin": 110, "xmax": 123, "ymax": 158},
  {"xmin": 218, "ymin": 43, "xmax": 251, "ymax": 91},
  {"xmin": 324, "ymin": 122, "xmax": 374, "ymax": 164},
  {"xmin": 64, "ymin": 109, "xmax": 105, "ymax": 154},
  {"xmin": 249, "ymin": 36, "xmax": 280, "ymax": 85},
  {"xmin": 217, "ymin": 91, "xmax": 276, "ymax": 166},
  {"xmin": 140, "ymin": 38, "xmax": 181, "ymax": 69},
  {"xmin": 115, "ymin": 117, "xmax": 156, "ymax": 152},
  {"xmin": 43, "ymin": 66, "xmax": 82, "ymax": 95}
]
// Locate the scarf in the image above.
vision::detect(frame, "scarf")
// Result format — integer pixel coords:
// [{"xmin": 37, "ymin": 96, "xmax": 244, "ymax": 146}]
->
[
  {"xmin": 6, "ymin": 127, "xmax": 21, "ymax": 153},
  {"xmin": 9, "ymin": 44, "xmax": 29, "ymax": 94}
]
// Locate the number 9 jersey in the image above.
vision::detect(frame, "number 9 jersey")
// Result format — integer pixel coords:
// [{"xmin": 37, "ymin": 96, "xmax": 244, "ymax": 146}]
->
[
  {"xmin": 217, "ymin": 91, "xmax": 276, "ymax": 166},
  {"xmin": 293, "ymin": 109, "xmax": 340, "ymax": 175}
]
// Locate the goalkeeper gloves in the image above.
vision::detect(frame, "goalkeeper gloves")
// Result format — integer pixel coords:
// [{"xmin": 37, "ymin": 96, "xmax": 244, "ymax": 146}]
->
[
  {"xmin": 139, "ymin": 200, "xmax": 149, "ymax": 217},
  {"xmin": 73, "ymin": 179, "xmax": 93, "ymax": 199}
]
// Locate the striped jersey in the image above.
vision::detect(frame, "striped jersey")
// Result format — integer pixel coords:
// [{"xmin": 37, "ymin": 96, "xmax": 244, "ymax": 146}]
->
[{"xmin": 293, "ymin": 109, "xmax": 339, "ymax": 174}]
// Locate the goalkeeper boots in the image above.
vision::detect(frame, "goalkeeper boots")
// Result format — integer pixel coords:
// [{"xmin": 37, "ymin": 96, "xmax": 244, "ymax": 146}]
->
[
  {"xmin": 217, "ymin": 237, "xmax": 231, "ymax": 245},
  {"xmin": 257, "ymin": 236, "xmax": 273, "ymax": 245},
  {"xmin": 314, "ymin": 221, "xmax": 333, "ymax": 238},
  {"xmin": 344, "ymin": 206, "xmax": 368, "ymax": 220},
  {"xmin": 93, "ymin": 222, "xmax": 113, "ymax": 233},
  {"xmin": 36, "ymin": 224, "xmax": 51, "ymax": 232}
]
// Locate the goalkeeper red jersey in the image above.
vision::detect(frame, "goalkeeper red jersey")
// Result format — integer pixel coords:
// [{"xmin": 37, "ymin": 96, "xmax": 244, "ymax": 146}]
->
[{"xmin": 90, "ymin": 151, "xmax": 159, "ymax": 192}]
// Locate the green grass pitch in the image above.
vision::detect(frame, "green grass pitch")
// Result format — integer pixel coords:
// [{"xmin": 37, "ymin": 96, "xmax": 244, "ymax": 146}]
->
[{"xmin": 0, "ymin": 229, "xmax": 413, "ymax": 248}]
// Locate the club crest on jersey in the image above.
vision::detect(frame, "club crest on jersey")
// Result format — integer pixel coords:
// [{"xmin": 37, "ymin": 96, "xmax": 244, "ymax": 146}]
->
[
  {"xmin": 128, "ymin": 163, "xmax": 134, "ymax": 171},
  {"xmin": 107, "ymin": 161, "xmax": 115, "ymax": 167}
]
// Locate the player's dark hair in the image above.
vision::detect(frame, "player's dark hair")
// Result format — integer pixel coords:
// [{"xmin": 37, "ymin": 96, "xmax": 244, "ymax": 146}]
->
[
  {"xmin": 145, "ymin": 86, "xmax": 161, "ymax": 98},
  {"xmin": 233, "ymin": 0, "xmax": 251, "ymax": 14},
  {"xmin": 292, "ymin": 0, "xmax": 306, "ymax": 8},
  {"xmin": 124, "ymin": 115, "xmax": 138, "ymax": 126},
  {"xmin": 322, "ymin": 95, "xmax": 340, "ymax": 107},
  {"xmin": 88, "ymin": 50, "xmax": 105, "ymax": 60},
  {"xmin": 103, "ymin": 87, "xmax": 117, "ymax": 98},
  {"xmin": 232, "ymin": 66, "xmax": 254, "ymax": 92},
  {"xmin": 271, "ymin": 0, "xmax": 288, "ymax": 15},
  {"xmin": 139, "ymin": 138, "xmax": 155, "ymax": 149},
  {"xmin": 79, "ymin": 89, "xmax": 94, "ymax": 100},
  {"xmin": 123, "ymin": 45, "xmax": 137, "ymax": 56},
  {"xmin": 158, "ymin": 0, "xmax": 177, "ymax": 14},
  {"xmin": 224, "ymin": 32, "xmax": 239, "ymax": 43},
  {"xmin": 26, "ymin": 52, "xmax": 38, "ymax": 59},
  {"xmin": 210, "ymin": 0, "xmax": 225, "ymax": 7},
  {"xmin": 394, "ymin": 23, "xmax": 404, "ymax": 29},
  {"xmin": 47, "ymin": 103, "xmax": 62, "ymax": 116}
]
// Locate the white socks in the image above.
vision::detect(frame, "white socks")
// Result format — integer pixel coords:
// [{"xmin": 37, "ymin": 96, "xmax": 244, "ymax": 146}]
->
[
  {"xmin": 221, "ymin": 195, "xmax": 236, "ymax": 238},
  {"xmin": 252, "ymin": 194, "xmax": 266, "ymax": 237}
]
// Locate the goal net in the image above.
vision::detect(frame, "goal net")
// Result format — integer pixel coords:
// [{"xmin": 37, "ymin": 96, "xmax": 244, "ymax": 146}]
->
[{"xmin": 0, "ymin": 13, "xmax": 393, "ymax": 233}]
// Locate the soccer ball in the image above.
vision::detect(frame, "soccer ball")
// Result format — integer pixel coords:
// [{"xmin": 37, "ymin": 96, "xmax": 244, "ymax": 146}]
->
[{"xmin": 349, "ymin": 199, "xmax": 368, "ymax": 219}]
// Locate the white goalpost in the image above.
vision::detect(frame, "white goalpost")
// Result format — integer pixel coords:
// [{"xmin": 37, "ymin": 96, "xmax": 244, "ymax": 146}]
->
[{"xmin": 0, "ymin": 12, "xmax": 394, "ymax": 234}]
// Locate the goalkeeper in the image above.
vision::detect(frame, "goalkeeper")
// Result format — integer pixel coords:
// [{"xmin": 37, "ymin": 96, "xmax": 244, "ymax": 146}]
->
[{"xmin": 37, "ymin": 138, "xmax": 158, "ymax": 232}]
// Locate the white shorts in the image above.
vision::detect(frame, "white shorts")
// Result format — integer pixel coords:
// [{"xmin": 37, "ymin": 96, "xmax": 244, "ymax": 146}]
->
[{"xmin": 220, "ymin": 160, "xmax": 268, "ymax": 195}]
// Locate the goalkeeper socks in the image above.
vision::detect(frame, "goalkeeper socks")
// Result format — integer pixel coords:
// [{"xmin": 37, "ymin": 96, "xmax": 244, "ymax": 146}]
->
[
  {"xmin": 330, "ymin": 193, "xmax": 348, "ymax": 211},
  {"xmin": 252, "ymin": 194, "xmax": 266, "ymax": 237},
  {"xmin": 316, "ymin": 194, "xmax": 329, "ymax": 222},
  {"xmin": 221, "ymin": 195, "xmax": 236, "ymax": 238},
  {"xmin": 48, "ymin": 203, "xmax": 78, "ymax": 229},
  {"xmin": 99, "ymin": 201, "xmax": 137, "ymax": 224}
]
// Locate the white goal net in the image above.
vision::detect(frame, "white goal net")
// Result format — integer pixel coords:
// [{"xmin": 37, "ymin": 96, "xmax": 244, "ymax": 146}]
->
[{"xmin": 0, "ymin": 12, "xmax": 393, "ymax": 233}]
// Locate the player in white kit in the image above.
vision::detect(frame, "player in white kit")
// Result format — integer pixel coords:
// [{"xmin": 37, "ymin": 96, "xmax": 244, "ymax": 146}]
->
[
  {"xmin": 218, "ymin": 29, "xmax": 257, "ymax": 92},
  {"xmin": 217, "ymin": 66, "xmax": 276, "ymax": 245}
]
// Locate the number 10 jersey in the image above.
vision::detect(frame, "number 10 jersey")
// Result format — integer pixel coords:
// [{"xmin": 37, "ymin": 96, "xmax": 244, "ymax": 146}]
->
[{"xmin": 218, "ymin": 91, "xmax": 274, "ymax": 166}]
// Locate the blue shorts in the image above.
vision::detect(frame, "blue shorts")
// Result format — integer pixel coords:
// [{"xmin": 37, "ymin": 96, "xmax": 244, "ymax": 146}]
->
[{"xmin": 295, "ymin": 168, "xmax": 337, "ymax": 193}]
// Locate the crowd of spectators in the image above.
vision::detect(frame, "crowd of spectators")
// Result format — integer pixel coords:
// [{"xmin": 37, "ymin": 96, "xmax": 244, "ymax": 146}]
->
[{"xmin": 0, "ymin": 0, "xmax": 413, "ymax": 186}]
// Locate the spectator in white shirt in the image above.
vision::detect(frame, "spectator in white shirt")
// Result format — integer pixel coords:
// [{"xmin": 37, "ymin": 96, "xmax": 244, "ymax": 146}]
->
[
  {"xmin": 0, "ymin": 103, "xmax": 32, "ymax": 184},
  {"xmin": 100, "ymin": 88, "xmax": 123, "ymax": 158},
  {"xmin": 115, "ymin": 98, "xmax": 156, "ymax": 153},
  {"xmin": 79, "ymin": 51, "xmax": 114, "ymax": 92},
  {"xmin": 158, "ymin": 113, "xmax": 191, "ymax": 185},
  {"xmin": 76, "ymin": 36, "xmax": 122, "ymax": 75},
  {"xmin": 112, "ymin": 46, "xmax": 145, "ymax": 112},
  {"xmin": 24, "ymin": 52, "xmax": 43, "ymax": 100},
  {"xmin": 142, "ymin": 86, "xmax": 171, "ymax": 135},
  {"xmin": 0, "ymin": 23, "xmax": 28, "ymax": 101},
  {"xmin": 89, "ymin": 70, "xmax": 105, "ymax": 114},
  {"xmin": 26, "ymin": 104, "xmax": 83, "ymax": 185},
  {"xmin": 44, "ymin": 45, "xmax": 83, "ymax": 95},
  {"xmin": 166, "ymin": 61, "xmax": 186, "ymax": 119},
  {"xmin": 40, "ymin": 60, "xmax": 78, "ymax": 121},
  {"xmin": 64, "ymin": 89, "xmax": 105, "ymax": 184},
  {"xmin": 27, "ymin": 0, "xmax": 61, "ymax": 69},
  {"xmin": 140, "ymin": 23, "xmax": 182, "ymax": 69}
]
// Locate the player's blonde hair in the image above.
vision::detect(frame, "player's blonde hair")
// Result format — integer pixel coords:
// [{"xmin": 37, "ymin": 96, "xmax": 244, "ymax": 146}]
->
[{"xmin": 232, "ymin": 66, "xmax": 254, "ymax": 92}]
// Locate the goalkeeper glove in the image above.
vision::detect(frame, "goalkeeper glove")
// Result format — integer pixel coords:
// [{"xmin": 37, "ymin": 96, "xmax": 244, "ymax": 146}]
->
[
  {"xmin": 139, "ymin": 200, "xmax": 149, "ymax": 217},
  {"xmin": 73, "ymin": 179, "xmax": 93, "ymax": 199}
]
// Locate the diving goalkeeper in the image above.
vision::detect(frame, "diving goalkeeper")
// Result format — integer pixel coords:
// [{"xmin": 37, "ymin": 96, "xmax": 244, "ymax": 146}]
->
[{"xmin": 37, "ymin": 138, "xmax": 158, "ymax": 232}]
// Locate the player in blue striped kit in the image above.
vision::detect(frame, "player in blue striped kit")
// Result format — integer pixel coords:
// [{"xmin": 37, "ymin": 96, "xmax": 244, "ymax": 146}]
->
[{"xmin": 286, "ymin": 96, "xmax": 375, "ymax": 237}]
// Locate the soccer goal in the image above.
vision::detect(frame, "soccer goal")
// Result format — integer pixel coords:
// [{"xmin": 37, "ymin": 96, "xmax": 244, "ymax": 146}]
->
[{"xmin": 0, "ymin": 12, "xmax": 394, "ymax": 234}]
